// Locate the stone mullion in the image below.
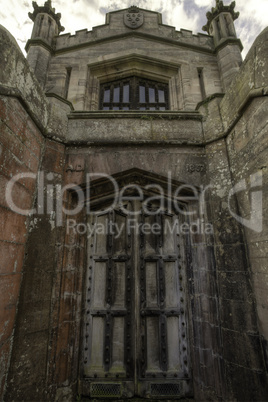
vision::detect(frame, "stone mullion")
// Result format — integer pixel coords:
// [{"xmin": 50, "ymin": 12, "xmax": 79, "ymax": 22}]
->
[
  {"xmin": 71, "ymin": 65, "xmax": 88, "ymax": 110},
  {"xmin": 212, "ymin": 19, "xmax": 220, "ymax": 43},
  {"xmin": 219, "ymin": 14, "xmax": 229, "ymax": 38},
  {"xmin": 87, "ymin": 76, "xmax": 99, "ymax": 111},
  {"xmin": 180, "ymin": 64, "xmax": 196, "ymax": 111},
  {"xmin": 40, "ymin": 14, "xmax": 48, "ymax": 38}
]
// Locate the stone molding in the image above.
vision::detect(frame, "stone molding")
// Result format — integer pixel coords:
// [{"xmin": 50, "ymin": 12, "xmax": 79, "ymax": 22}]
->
[
  {"xmin": 55, "ymin": 31, "xmax": 215, "ymax": 56},
  {"xmin": 25, "ymin": 37, "xmax": 53, "ymax": 53},
  {"xmin": 80, "ymin": 167, "xmax": 197, "ymax": 207},
  {"xmin": 214, "ymin": 37, "xmax": 243, "ymax": 52},
  {"xmin": 88, "ymin": 53, "xmax": 180, "ymax": 84}
]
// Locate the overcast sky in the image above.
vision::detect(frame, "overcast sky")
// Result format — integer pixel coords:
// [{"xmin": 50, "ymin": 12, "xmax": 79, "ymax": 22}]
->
[{"xmin": 0, "ymin": 0, "xmax": 267, "ymax": 58}]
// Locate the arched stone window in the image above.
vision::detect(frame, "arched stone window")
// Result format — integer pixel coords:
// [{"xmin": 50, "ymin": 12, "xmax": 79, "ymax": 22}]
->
[{"xmin": 85, "ymin": 55, "xmax": 183, "ymax": 111}]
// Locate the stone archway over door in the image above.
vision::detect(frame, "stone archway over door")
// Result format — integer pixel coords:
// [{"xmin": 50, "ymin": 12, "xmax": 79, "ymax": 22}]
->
[{"xmin": 81, "ymin": 199, "xmax": 193, "ymax": 399}]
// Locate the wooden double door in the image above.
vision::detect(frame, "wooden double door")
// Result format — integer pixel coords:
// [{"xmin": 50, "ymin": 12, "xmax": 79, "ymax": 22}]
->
[{"xmin": 82, "ymin": 201, "xmax": 192, "ymax": 398}]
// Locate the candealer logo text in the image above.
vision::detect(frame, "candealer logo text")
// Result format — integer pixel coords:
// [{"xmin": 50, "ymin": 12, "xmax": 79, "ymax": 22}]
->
[
  {"xmin": 5, "ymin": 171, "xmax": 263, "ymax": 233},
  {"xmin": 66, "ymin": 218, "xmax": 213, "ymax": 239}
]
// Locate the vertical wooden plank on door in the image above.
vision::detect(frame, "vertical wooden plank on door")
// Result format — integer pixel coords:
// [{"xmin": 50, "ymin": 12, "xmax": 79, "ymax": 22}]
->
[
  {"xmin": 111, "ymin": 317, "xmax": 125, "ymax": 373},
  {"xmin": 146, "ymin": 317, "xmax": 161, "ymax": 372},
  {"xmin": 145, "ymin": 261, "xmax": 158, "ymax": 308}
]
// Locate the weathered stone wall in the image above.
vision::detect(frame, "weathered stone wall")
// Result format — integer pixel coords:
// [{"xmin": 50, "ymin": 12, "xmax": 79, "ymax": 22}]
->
[
  {"xmin": 5, "ymin": 139, "xmax": 68, "ymax": 401},
  {"xmin": 216, "ymin": 43, "xmax": 242, "ymax": 90},
  {"xmin": 225, "ymin": 79, "xmax": 268, "ymax": 380},
  {"xmin": 228, "ymin": 100, "xmax": 268, "ymax": 365},
  {"xmin": 222, "ymin": 28, "xmax": 268, "ymax": 371},
  {"xmin": 0, "ymin": 25, "xmax": 72, "ymax": 401},
  {"xmin": 0, "ymin": 25, "xmax": 48, "ymax": 399},
  {"xmin": 0, "ymin": 95, "xmax": 45, "ymax": 398},
  {"xmin": 204, "ymin": 138, "xmax": 267, "ymax": 400},
  {"xmin": 27, "ymin": 45, "xmax": 52, "ymax": 89},
  {"xmin": 196, "ymin": 26, "xmax": 268, "ymax": 399}
]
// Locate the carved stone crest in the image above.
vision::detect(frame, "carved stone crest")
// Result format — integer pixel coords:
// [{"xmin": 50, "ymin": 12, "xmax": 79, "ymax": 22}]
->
[{"xmin": 124, "ymin": 6, "xmax": 144, "ymax": 29}]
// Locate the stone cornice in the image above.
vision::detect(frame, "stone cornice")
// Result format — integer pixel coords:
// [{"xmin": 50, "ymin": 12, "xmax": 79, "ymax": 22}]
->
[
  {"xmin": 80, "ymin": 167, "xmax": 196, "ymax": 207},
  {"xmin": 46, "ymin": 92, "xmax": 74, "ymax": 110},
  {"xmin": 68, "ymin": 110, "xmax": 203, "ymax": 121},
  {"xmin": 55, "ymin": 31, "xmax": 215, "ymax": 56},
  {"xmin": 196, "ymin": 93, "xmax": 225, "ymax": 110},
  {"xmin": 215, "ymin": 37, "xmax": 243, "ymax": 53},
  {"xmin": 88, "ymin": 54, "xmax": 180, "ymax": 83},
  {"xmin": 25, "ymin": 38, "xmax": 53, "ymax": 53}
]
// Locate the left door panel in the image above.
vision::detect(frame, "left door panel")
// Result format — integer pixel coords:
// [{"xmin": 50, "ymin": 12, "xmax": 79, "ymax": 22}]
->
[{"xmin": 82, "ymin": 203, "xmax": 135, "ymax": 398}]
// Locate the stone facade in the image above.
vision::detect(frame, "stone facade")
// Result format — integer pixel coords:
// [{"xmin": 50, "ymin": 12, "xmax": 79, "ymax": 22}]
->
[{"xmin": 0, "ymin": 1, "xmax": 267, "ymax": 401}]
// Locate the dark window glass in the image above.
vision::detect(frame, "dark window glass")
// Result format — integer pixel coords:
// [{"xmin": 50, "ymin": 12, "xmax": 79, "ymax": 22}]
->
[
  {"xmin": 158, "ymin": 90, "xmax": 165, "ymax": 103},
  {"xmin": 38, "ymin": 15, "xmax": 44, "ymax": 36},
  {"xmin": 103, "ymin": 89, "xmax": 110, "ymax": 103},
  {"xmin": 139, "ymin": 86, "xmax": 145, "ymax": 103},
  {"xmin": 149, "ymin": 88, "xmax": 156, "ymax": 103},
  {"xmin": 64, "ymin": 67, "xmax": 72, "ymax": 99},
  {"xmin": 198, "ymin": 68, "xmax": 206, "ymax": 100},
  {"xmin": 113, "ymin": 87, "xmax": 120, "ymax": 103},
  {"xmin": 100, "ymin": 77, "xmax": 169, "ymax": 111},
  {"xmin": 123, "ymin": 85, "xmax": 130, "ymax": 103}
]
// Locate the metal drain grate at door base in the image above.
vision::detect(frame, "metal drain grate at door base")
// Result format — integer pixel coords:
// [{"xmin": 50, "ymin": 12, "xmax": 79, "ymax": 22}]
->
[
  {"xmin": 90, "ymin": 383, "xmax": 122, "ymax": 397},
  {"xmin": 150, "ymin": 383, "xmax": 182, "ymax": 397}
]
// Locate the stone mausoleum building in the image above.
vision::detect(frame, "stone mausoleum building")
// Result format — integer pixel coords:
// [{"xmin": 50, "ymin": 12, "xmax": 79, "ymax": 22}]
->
[{"xmin": 0, "ymin": 0, "xmax": 268, "ymax": 400}]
